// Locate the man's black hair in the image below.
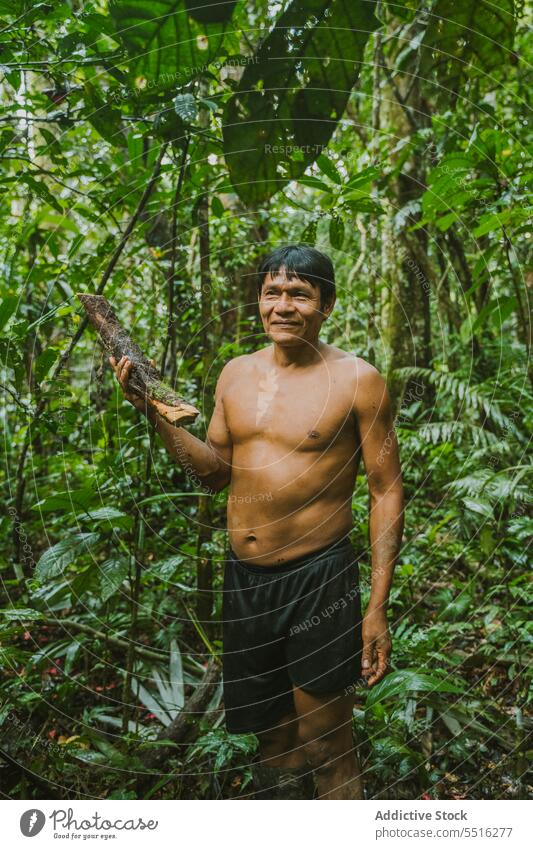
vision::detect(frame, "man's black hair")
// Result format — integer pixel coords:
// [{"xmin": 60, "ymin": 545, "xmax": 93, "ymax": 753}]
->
[{"xmin": 256, "ymin": 244, "xmax": 336, "ymax": 308}]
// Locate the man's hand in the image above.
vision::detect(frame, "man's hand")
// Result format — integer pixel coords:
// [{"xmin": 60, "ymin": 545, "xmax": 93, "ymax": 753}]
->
[
  {"xmin": 361, "ymin": 609, "xmax": 391, "ymax": 687},
  {"xmin": 109, "ymin": 355, "xmax": 151, "ymax": 414}
]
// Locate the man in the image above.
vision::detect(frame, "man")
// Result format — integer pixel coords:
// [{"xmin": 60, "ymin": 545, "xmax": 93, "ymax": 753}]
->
[{"xmin": 110, "ymin": 244, "xmax": 404, "ymax": 800}]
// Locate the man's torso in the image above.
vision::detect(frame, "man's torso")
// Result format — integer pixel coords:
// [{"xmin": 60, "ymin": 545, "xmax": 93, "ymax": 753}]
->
[{"xmin": 222, "ymin": 344, "xmax": 366, "ymax": 565}]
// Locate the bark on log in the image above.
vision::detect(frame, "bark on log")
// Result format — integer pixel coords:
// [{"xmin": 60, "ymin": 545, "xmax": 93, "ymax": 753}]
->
[{"xmin": 77, "ymin": 293, "xmax": 200, "ymax": 425}]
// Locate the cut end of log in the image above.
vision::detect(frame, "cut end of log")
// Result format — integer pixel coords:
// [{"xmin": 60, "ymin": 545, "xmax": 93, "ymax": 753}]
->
[{"xmin": 149, "ymin": 397, "xmax": 200, "ymax": 426}]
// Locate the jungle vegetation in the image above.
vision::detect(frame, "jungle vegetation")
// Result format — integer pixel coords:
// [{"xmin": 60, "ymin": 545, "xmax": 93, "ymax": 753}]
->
[{"xmin": 0, "ymin": 0, "xmax": 531, "ymax": 799}]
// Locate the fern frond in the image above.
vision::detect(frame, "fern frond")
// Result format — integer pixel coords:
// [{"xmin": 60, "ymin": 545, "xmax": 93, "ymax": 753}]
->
[
  {"xmin": 447, "ymin": 468, "xmax": 532, "ymax": 504},
  {"xmin": 393, "ymin": 366, "xmax": 524, "ymax": 441},
  {"xmin": 413, "ymin": 421, "xmax": 501, "ymax": 447}
]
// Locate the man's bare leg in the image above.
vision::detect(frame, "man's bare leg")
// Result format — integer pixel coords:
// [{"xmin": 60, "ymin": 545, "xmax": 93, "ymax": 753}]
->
[
  {"xmin": 250, "ymin": 710, "xmax": 314, "ymax": 798},
  {"xmin": 256, "ymin": 711, "xmax": 307, "ymax": 768},
  {"xmin": 294, "ymin": 687, "xmax": 364, "ymax": 800}
]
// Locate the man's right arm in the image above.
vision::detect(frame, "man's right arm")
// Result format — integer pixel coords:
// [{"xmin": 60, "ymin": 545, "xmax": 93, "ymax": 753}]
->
[{"xmin": 110, "ymin": 355, "xmax": 234, "ymax": 493}]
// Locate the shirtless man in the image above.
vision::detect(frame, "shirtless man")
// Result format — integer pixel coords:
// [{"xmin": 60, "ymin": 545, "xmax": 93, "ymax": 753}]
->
[{"xmin": 110, "ymin": 244, "xmax": 404, "ymax": 800}]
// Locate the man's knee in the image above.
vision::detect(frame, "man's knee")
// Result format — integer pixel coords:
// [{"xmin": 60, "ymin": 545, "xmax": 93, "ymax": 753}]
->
[
  {"xmin": 299, "ymin": 719, "xmax": 350, "ymax": 772},
  {"xmin": 257, "ymin": 714, "xmax": 299, "ymax": 756},
  {"xmin": 258, "ymin": 727, "xmax": 286, "ymax": 754}
]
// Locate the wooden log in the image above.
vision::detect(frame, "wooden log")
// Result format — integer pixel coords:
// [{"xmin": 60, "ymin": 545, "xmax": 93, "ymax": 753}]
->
[{"xmin": 77, "ymin": 293, "xmax": 200, "ymax": 426}]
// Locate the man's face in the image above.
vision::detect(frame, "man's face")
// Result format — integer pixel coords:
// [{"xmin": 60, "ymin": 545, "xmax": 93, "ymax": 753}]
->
[{"xmin": 258, "ymin": 269, "xmax": 335, "ymax": 347}]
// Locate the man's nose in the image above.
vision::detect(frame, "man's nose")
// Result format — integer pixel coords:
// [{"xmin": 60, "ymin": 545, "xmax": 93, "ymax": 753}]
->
[{"xmin": 274, "ymin": 292, "xmax": 295, "ymax": 312}]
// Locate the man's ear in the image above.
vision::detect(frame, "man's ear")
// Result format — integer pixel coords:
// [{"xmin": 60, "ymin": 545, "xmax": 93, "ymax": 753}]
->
[{"xmin": 321, "ymin": 296, "xmax": 336, "ymax": 319}]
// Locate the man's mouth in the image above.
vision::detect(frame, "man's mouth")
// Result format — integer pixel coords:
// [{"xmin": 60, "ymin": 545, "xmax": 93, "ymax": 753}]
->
[{"xmin": 272, "ymin": 321, "xmax": 299, "ymax": 326}]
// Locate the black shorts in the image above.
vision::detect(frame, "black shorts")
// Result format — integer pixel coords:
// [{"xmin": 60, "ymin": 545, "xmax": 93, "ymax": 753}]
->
[{"xmin": 222, "ymin": 536, "xmax": 363, "ymax": 734}]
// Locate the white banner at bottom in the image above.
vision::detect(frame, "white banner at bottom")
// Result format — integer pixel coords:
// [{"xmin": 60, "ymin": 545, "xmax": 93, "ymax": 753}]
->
[{"xmin": 2, "ymin": 799, "xmax": 530, "ymax": 848}]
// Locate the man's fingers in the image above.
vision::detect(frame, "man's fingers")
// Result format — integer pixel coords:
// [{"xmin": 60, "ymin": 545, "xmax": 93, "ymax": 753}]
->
[
  {"xmin": 361, "ymin": 642, "xmax": 375, "ymax": 678},
  {"xmin": 111, "ymin": 356, "xmax": 141, "ymax": 407},
  {"xmin": 367, "ymin": 665, "xmax": 387, "ymax": 687},
  {"xmin": 118, "ymin": 358, "xmax": 130, "ymax": 389},
  {"xmin": 367, "ymin": 648, "xmax": 390, "ymax": 687}
]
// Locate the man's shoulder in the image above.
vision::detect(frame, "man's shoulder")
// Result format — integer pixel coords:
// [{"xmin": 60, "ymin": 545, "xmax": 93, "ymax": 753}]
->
[
  {"xmin": 216, "ymin": 351, "xmax": 257, "ymax": 391},
  {"xmin": 330, "ymin": 350, "xmax": 387, "ymax": 411},
  {"xmin": 222, "ymin": 350, "xmax": 263, "ymax": 370},
  {"xmin": 328, "ymin": 346, "xmax": 383, "ymax": 379}
]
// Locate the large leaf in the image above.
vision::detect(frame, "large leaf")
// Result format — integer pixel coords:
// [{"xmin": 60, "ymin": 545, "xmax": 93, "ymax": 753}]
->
[
  {"xmin": 366, "ymin": 669, "xmax": 464, "ymax": 708},
  {"xmin": 185, "ymin": 0, "xmax": 237, "ymax": 24},
  {"xmin": 423, "ymin": 1, "xmax": 516, "ymax": 92},
  {"xmin": 1, "ymin": 608, "xmax": 44, "ymax": 621},
  {"xmin": 100, "ymin": 557, "xmax": 130, "ymax": 602},
  {"xmin": 36, "ymin": 533, "xmax": 100, "ymax": 581},
  {"xmin": 222, "ymin": 0, "xmax": 379, "ymax": 204},
  {"xmin": 149, "ymin": 554, "xmax": 186, "ymax": 580},
  {"xmin": 32, "ymin": 488, "xmax": 99, "ymax": 513},
  {"xmin": 109, "ymin": 0, "xmax": 234, "ymax": 89},
  {"xmin": 169, "ymin": 639, "xmax": 185, "ymax": 710},
  {"xmin": 0, "ymin": 295, "xmax": 18, "ymax": 333},
  {"xmin": 76, "ymin": 507, "xmax": 133, "ymax": 529},
  {"xmin": 132, "ymin": 678, "xmax": 173, "ymax": 726},
  {"xmin": 34, "ymin": 347, "xmax": 60, "ymax": 383},
  {"xmin": 131, "ymin": 640, "xmax": 186, "ymax": 725}
]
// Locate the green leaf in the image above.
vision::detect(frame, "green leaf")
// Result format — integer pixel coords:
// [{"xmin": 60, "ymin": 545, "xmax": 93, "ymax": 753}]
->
[
  {"xmin": 34, "ymin": 347, "xmax": 60, "ymax": 383},
  {"xmin": 137, "ymin": 491, "xmax": 206, "ymax": 506},
  {"xmin": 36, "ymin": 533, "xmax": 100, "ymax": 581},
  {"xmin": 316, "ymin": 153, "xmax": 342, "ymax": 184},
  {"xmin": 440, "ymin": 591, "xmax": 474, "ymax": 622},
  {"xmin": 300, "ymin": 219, "xmax": 318, "ymax": 245},
  {"xmin": 435, "ymin": 211, "xmax": 460, "ymax": 232},
  {"xmin": 174, "ymin": 93, "xmax": 198, "ymax": 121},
  {"xmin": 1, "ymin": 608, "xmax": 44, "ymax": 621},
  {"xmin": 110, "ymin": 0, "xmax": 232, "ymax": 90},
  {"xmin": 185, "ymin": 0, "xmax": 237, "ymax": 24},
  {"xmin": 169, "ymin": 639, "xmax": 185, "ymax": 709},
  {"xmin": 149, "ymin": 555, "xmax": 186, "ymax": 580},
  {"xmin": 32, "ymin": 488, "xmax": 99, "ymax": 514},
  {"xmin": 423, "ymin": 1, "xmax": 516, "ymax": 94},
  {"xmin": 0, "ymin": 295, "xmax": 18, "ymax": 333},
  {"xmin": 131, "ymin": 678, "xmax": 172, "ymax": 726},
  {"xmin": 462, "ymin": 497, "xmax": 493, "ymax": 518},
  {"xmin": 76, "ymin": 507, "xmax": 133, "ymax": 528},
  {"xmin": 329, "ymin": 215, "xmax": 345, "ymax": 250},
  {"xmin": 211, "ymin": 195, "xmax": 224, "ymax": 217},
  {"xmin": 343, "ymin": 166, "xmax": 380, "ymax": 190},
  {"xmin": 471, "ymin": 295, "xmax": 518, "ymax": 335},
  {"xmin": 473, "ymin": 209, "xmax": 522, "ymax": 237},
  {"xmin": 100, "ymin": 557, "xmax": 129, "ymax": 602},
  {"xmin": 18, "ymin": 173, "xmax": 64, "ymax": 213},
  {"xmin": 222, "ymin": 0, "xmax": 379, "ymax": 204},
  {"xmin": 366, "ymin": 669, "xmax": 464, "ymax": 707},
  {"xmin": 296, "ymin": 175, "xmax": 332, "ymax": 193}
]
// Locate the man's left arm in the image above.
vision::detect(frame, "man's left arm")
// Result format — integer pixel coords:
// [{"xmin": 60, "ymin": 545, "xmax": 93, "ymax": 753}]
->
[{"xmin": 353, "ymin": 364, "xmax": 404, "ymax": 687}]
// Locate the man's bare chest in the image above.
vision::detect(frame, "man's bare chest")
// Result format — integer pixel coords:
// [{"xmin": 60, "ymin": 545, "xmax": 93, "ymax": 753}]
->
[{"xmin": 223, "ymin": 367, "xmax": 356, "ymax": 451}]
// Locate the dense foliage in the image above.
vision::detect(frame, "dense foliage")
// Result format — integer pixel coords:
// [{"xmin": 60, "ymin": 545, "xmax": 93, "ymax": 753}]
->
[{"xmin": 0, "ymin": 0, "xmax": 531, "ymax": 799}]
